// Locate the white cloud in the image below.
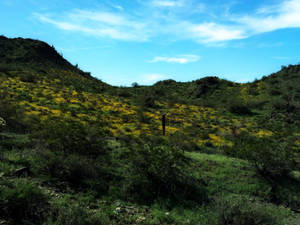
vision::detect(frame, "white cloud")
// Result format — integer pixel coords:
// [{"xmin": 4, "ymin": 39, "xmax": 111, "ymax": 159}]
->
[
  {"xmin": 152, "ymin": 0, "xmax": 183, "ymax": 7},
  {"xmin": 189, "ymin": 0, "xmax": 300, "ymax": 42},
  {"xmin": 34, "ymin": 0, "xmax": 300, "ymax": 44},
  {"xmin": 34, "ymin": 11, "xmax": 149, "ymax": 41},
  {"xmin": 140, "ymin": 73, "xmax": 169, "ymax": 84},
  {"xmin": 149, "ymin": 54, "xmax": 200, "ymax": 64},
  {"xmin": 239, "ymin": 0, "xmax": 300, "ymax": 33},
  {"xmin": 110, "ymin": 4, "xmax": 124, "ymax": 11},
  {"xmin": 187, "ymin": 22, "xmax": 246, "ymax": 43},
  {"xmin": 234, "ymin": 78, "xmax": 252, "ymax": 83},
  {"xmin": 70, "ymin": 10, "xmax": 126, "ymax": 26},
  {"xmin": 187, "ymin": 0, "xmax": 300, "ymax": 43}
]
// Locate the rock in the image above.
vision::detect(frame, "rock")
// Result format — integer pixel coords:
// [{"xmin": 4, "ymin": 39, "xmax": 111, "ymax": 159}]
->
[
  {"xmin": 115, "ymin": 207, "xmax": 122, "ymax": 213},
  {"xmin": 0, "ymin": 117, "xmax": 6, "ymax": 127},
  {"xmin": 114, "ymin": 200, "xmax": 121, "ymax": 206},
  {"xmin": 0, "ymin": 219, "xmax": 8, "ymax": 225},
  {"xmin": 136, "ymin": 216, "xmax": 146, "ymax": 223}
]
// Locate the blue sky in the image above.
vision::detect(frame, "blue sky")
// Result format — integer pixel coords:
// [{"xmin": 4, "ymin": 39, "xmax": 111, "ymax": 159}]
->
[{"xmin": 1, "ymin": 0, "xmax": 300, "ymax": 86}]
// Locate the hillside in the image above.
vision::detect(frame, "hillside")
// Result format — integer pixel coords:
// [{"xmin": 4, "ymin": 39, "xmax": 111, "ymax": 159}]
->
[{"xmin": 0, "ymin": 36, "xmax": 300, "ymax": 225}]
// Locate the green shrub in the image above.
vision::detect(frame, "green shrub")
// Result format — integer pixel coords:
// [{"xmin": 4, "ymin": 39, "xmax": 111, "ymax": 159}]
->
[
  {"xmin": 33, "ymin": 118, "xmax": 105, "ymax": 156},
  {"xmin": 31, "ymin": 150, "xmax": 109, "ymax": 193},
  {"xmin": 0, "ymin": 179, "xmax": 49, "ymax": 224},
  {"xmin": 136, "ymin": 90, "xmax": 157, "ymax": 108},
  {"xmin": 19, "ymin": 72, "xmax": 37, "ymax": 83},
  {"xmin": 229, "ymin": 104, "xmax": 252, "ymax": 115},
  {"xmin": 123, "ymin": 144, "xmax": 207, "ymax": 203},
  {"xmin": 213, "ymin": 195, "xmax": 297, "ymax": 225},
  {"xmin": 63, "ymin": 154, "xmax": 99, "ymax": 189},
  {"xmin": 272, "ymin": 99, "xmax": 287, "ymax": 110},
  {"xmin": 45, "ymin": 197, "xmax": 109, "ymax": 225},
  {"xmin": 31, "ymin": 148, "xmax": 65, "ymax": 179},
  {"xmin": 269, "ymin": 88, "xmax": 282, "ymax": 96},
  {"xmin": 0, "ymin": 97, "xmax": 29, "ymax": 133},
  {"xmin": 195, "ymin": 76, "xmax": 220, "ymax": 97},
  {"xmin": 228, "ymin": 135, "xmax": 295, "ymax": 179}
]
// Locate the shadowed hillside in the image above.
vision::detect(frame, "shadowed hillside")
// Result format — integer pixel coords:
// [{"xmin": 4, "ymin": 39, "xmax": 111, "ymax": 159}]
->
[{"xmin": 0, "ymin": 36, "xmax": 299, "ymax": 225}]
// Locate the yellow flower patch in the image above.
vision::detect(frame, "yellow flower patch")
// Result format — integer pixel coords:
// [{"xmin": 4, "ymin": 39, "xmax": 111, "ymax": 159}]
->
[{"xmin": 255, "ymin": 130, "xmax": 273, "ymax": 138}]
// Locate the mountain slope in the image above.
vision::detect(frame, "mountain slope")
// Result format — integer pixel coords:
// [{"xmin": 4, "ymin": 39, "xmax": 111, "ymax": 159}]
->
[
  {"xmin": 0, "ymin": 35, "xmax": 111, "ymax": 93},
  {"xmin": 0, "ymin": 36, "xmax": 299, "ymax": 225},
  {"xmin": 1, "ymin": 36, "xmax": 300, "ymax": 150},
  {"xmin": 0, "ymin": 35, "xmax": 73, "ymax": 69}
]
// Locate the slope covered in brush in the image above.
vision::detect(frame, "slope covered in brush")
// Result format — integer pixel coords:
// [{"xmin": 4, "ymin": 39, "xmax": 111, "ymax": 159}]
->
[
  {"xmin": 0, "ymin": 36, "xmax": 111, "ymax": 93},
  {"xmin": 0, "ymin": 36, "xmax": 299, "ymax": 225},
  {"xmin": 1, "ymin": 36, "xmax": 300, "ymax": 155}
]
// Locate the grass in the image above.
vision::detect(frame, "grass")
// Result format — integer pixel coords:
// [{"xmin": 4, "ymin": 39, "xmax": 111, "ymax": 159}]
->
[{"xmin": 186, "ymin": 152, "xmax": 271, "ymax": 198}]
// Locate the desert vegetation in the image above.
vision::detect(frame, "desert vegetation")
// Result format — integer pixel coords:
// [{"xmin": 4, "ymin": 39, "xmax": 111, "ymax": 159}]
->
[{"xmin": 0, "ymin": 36, "xmax": 299, "ymax": 224}]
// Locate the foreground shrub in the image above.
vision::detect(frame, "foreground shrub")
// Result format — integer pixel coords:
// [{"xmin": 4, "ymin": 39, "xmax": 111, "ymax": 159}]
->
[
  {"xmin": 33, "ymin": 118, "xmax": 106, "ymax": 156},
  {"xmin": 213, "ymin": 195, "xmax": 297, "ymax": 225},
  {"xmin": 0, "ymin": 179, "xmax": 49, "ymax": 225},
  {"xmin": 228, "ymin": 135, "xmax": 295, "ymax": 180},
  {"xmin": 31, "ymin": 149, "xmax": 109, "ymax": 193},
  {"xmin": 123, "ymin": 144, "xmax": 207, "ymax": 203},
  {"xmin": 45, "ymin": 197, "xmax": 109, "ymax": 225}
]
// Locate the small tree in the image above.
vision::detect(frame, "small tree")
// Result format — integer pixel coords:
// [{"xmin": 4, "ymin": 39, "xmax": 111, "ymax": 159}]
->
[
  {"xmin": 250, "ymin": 139, "xmax": 295, "ymax": 179},
  {"xmin": 131, "ymin": 82, "xmax": 139, "ymax": 88},
  {"xmin": 123, "ymin": 144, "xmax": 207, "ymax": 203},
  {"xmin": 232, "ymin": 135, "xmax": 295, "ymax": 180}
]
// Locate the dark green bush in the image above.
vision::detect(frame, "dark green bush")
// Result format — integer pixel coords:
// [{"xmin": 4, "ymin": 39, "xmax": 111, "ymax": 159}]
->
[
  {"xmin": 229, "ymin": 104, "xmax": 252, "ymax": 115},
  {"xmin": 213, "ymin": 195, "xmax": 296, "ymax": 225},
  {"xmin": 45, "ymin": 197, "xmax": 109, "ymax": 225},
  {"xmin": 269, "ymin": 88, "xmax": 282, "ymax": 96},
  {"xmin": 228, "ymin": 135, "xmax": 295, "ymax": 179},
  {"xmin": 19, "ymin": 72, "xmax": 37, "ymax": 83},
  {"xmin": 0, "ymin": 96, "xmax": 29, "ymax": 133},
  {"xmin": 272, "ymin": 99, "xmax": 287, "ymax": 110},
  {"xmin": 123, "ymin": 144, "xmax": 207, "ymax": 203},
  {"xmin": 33, "ymin": 118, "xmax": 105, "ymax": 156},
  {"xmin": 195, "ymin": 76, "xmax": 220, "ymax": 97},
  {"xmin": 0, "ymin": 179, "xmax": 49, "ymax": 225},
  {"xmin": 31, "ymin": 148, "xmax": 65, "ymax": 180},
  {"xmin": 135, "ymin": 89, "xmax": 158, "ymax": 109},
  {"xmin": 31, "ymin": 149, "xmax": 109, "ymax": 193},
  {"xmin": 63, "ymin": 154, "xmax": 100, "ymax": 189}
]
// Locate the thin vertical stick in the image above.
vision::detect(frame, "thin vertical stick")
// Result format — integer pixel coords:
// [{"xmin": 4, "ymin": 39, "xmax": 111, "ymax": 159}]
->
[{"xmin": 162, "ymin": 114, "xmax": 166, "ymax": 136}]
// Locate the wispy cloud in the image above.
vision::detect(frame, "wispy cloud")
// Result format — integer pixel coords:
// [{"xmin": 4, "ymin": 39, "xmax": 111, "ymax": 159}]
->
[
  {"xmin": 272, "ymin": 56, "xmax": 291, "ymax": 60},
  {"xmin": 34, "ymin": 0, "xmax": 300, "ymax": 44},
  {"xmin": 34, "ymin": 10, "xmax": 149, "ymax": 41},
  {"xmin": 239, "ymin": 0, "xmax": 300, "ymax": 33},
  {"xmin": 56, "ymin": 45, "xmax": 111, "ymax": 52},
  {"xmin": 152, "ymin": 0, "xmax": 183, "ymax": 7},
  {"xmin": 187, "ymin": 22, "xmax": 246, "ymax": 43},
  {"xmin": 149, "ymin": 54, "xmax": 200, "ymax": 64},
  {"xmin": 140, "ymin": 73, "xmax": 169, "ymax": 84},
  {"xmin": 257, "ymin": 42, "xmax": 284, "ymax": 48}
]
